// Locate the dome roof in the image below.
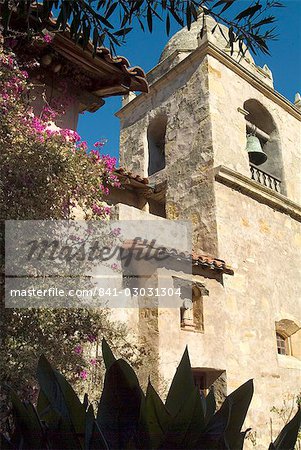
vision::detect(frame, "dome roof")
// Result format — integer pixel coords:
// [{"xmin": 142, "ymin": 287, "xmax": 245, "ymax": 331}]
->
[{"xmin": 159, "ymin": 11, "xmax": 254, "ymax": 66}]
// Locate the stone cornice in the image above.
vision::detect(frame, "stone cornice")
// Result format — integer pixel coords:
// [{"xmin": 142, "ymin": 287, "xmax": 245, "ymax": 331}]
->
[
  {"xmin": 206, "ymin": 44, "xmax": 301, "ymax": 121},
  {"xmin": 116, "ymin": 42, "xmax": 301, "ymax": 121},
  {"xmin": 215, "ymin": 165, "xmax": 301, "ymax": 222}
]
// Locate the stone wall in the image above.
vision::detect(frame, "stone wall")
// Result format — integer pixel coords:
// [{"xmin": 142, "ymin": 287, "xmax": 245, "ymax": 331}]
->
[
  {"xmin": 213, "ymin": 181, "xmax": 301, "ymax": 448},
  {"xmin": 115, "ymin": 37, "xmax": 301, "ymax": 450},
  {"xmin": 118, "ymin": 55, "xmax": 219, "ymax": 254}
]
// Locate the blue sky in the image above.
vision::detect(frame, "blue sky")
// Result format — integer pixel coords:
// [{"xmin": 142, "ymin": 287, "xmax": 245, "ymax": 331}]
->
[{"xmin": 78, "ymin": 1, "xmax": 301, "ymax": 162}]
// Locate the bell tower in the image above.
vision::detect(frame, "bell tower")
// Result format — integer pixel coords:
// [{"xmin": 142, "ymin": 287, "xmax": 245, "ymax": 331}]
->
[
  {"xmin": 117, "ymin": 11, "xmax": 300, "ymax": 253},
  {"xmin": 115, "ymin": 12, "xmax": 301, "ymax": 447}
]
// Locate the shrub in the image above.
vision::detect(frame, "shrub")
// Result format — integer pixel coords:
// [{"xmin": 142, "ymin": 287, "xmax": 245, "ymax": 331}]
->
[{"xmin": 1, "ymin": 341, "xmax": 300, "ymax": 450}]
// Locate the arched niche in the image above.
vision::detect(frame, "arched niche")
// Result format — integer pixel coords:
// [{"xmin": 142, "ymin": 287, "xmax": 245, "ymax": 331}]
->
[
  {"xmin": 244, "ymin": 99, "xmax": 284, "ymax": 184},
  {"xmin": 147, "ymin": 115, "xmax": 167, "ymax": 176}
]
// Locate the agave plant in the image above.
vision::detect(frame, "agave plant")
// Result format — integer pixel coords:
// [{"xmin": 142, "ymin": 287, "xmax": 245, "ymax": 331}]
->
[{"xmin": 1, "ymin": 340, "xmax": 300, "ymax": 449}]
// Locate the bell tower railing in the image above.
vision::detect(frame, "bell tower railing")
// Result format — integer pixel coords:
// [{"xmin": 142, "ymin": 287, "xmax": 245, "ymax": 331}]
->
[{"xmin": 249, "ymin": 163, "xmax": 281, "ymax": 193}]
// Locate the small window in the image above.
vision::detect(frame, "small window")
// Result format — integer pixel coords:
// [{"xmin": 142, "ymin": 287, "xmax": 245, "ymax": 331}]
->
[
  {"xmin": 275, "ymin": 319, "xmax": 301, "ymax": 359},
  {"xmin": 276, "ymin": 332, "xmax": 289, "ymax": 356}
]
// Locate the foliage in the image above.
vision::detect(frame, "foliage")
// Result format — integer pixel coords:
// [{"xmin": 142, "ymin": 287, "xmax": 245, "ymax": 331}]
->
[
  {"xmin": 1, "ymin": 342, "xmax": 301, "ymax": 450},
  {"xmin": 0, "ymin": 1, "xmax": 283, "ymax": 56},
  {"xmin": 0, "ymin": 308, "xmax": 146, "ymax": 404},
  {"xmin": 270, "ymin": 394, "xmax": 301, "ymax": 450},
  {"xmin": 0, "ymin": 43, "xmax": 120, "ymax": 221},
  {"xmin": 0, "ymin": 41, "xmax": 148, "ymax": 432}
]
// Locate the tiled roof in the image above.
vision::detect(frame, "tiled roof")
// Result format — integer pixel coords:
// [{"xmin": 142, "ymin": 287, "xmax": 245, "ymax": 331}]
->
[
  {"xmin": 51, "ymin": 33, "xmax": 148, "ymax": 95},
  {"xmin": 115, "ymin": 168, "xmax": 149, "ymax": 185},
  {"xmin": 87, "ymin": 47, "xmax": 148, "ymax": 94},
  {"xmin": 122, "ymin": 239, "xmax": 234, "ymax": 275},
  {"xmin": 20, "ymin": 6, "xmax": 148, "ymax": 96}
]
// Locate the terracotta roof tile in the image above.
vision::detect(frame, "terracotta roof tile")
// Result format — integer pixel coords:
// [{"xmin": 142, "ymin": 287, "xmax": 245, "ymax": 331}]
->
[
  {"xmin": 115, "ymin": 168, "xmax": 149, "ymax": 185},
  {"xmin": 122, "ymin": 239, "xmax": 234, "ymax": 275},
  {"xmin": 24, "ymin": 6, "xmax": 148, "ymax": 95}
]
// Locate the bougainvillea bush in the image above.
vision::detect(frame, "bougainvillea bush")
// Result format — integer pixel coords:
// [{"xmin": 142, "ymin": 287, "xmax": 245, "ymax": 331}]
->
[
  {"xmin": 0, "ymin": 38, "xmax": 152, "ymax": 431},
  {"xmin": 0, "ymin": 40, "xmax": 120, "ymax": 221}
]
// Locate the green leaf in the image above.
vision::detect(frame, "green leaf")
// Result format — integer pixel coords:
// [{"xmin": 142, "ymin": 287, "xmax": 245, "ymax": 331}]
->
[
  {"xmin": 199, "ymin": 380, "xmax": 253, "ymax": 449},
  {"xmin": 83, "ymin": 22, "xmax": 91, "ymax": 49},
  {"xmin": 105, "ymin": 2, "xmax": 118, "ymax": 19},
  {"xmin": 97, "ymin": 359, "xmax": 144, "ymax": 449},
  {"xmin": 136, "ymin": 381, "xmax": 170, "ymax": 449},
  {"xmin": 204, "ymin": 389, "xmax": 216, "ymax": 426},
  {"xmin": 10, "ymin": 391, "xmax": 44, "ymax": 449},
  {"xmin": 252, "ymin": 16, "xmax": 276, "ymax": 29},
  {"xmin": 252, "ymin": 34, "xmax": 271, "ymax": 55},
  {"xmin": 90, "ymin": 421, "xmax": 109, "ymax": 450},
  {"xmin": 166, "ymin": 13, "xmax": 170, "ymax": 36},
  {"xmin": 85, "ymin": 407, "xmax": 94, "ymax": 450},
  {"xmin": 37, "ymin": 388, "xmax": 61, "ymax": 428},
  {"xmin": 165, "ymin": 347, "xmax": 195, "ymax": 417},
  {"xmin": 98, "ymin": 15, "xmax": 114, "ymax": 29},
  {"xmin": 36, "ymin": 355, "xmax": 85, "ymax": 447},
  {"xmin": 270, "ymin": 408, "xmax": 301, "ymax": 450},
  {"xmin": 168, "ymin": 7, "xmax": 184, "ymax": 27},
  {"xmin": 70, "ymin": 14, "xmax": 81, "ymax": 39},
  {"xmin": 147, "ymin": 6, "xmax": 153, "ymax": 33},
  {"xmin": 93, "ymin": 28, "xmax": 99, "ymax": 53},
  {"xmin": 113, "ymin": 27, "xmax": 133, "ymax": 37},
  {"xmin": 159, "ymin": 386, "xmax": 206, "ymax": 449},
  {"xmin": 0, "ymin": 434, "xmax": 14, "ymax": 449},
  {"xmin": 213, "ymin": 0, "xmax": 235, "ymax": 14},
  {"xmin": 222, "ymin": 379, "xmax": 254, "ymax": 448},
  {"xmin": 83, "ymin": 393, "xmax": 89, "ymax": 411},
  {"xmin": 235, "ymin": 4, "xmax": 262, "ymax": 21},
  {"xmin": 186, "ymin": 3, "xmax": 192, "ymax": 31},
  {"xmin": 190, "ymin": 3, "xmax": 198, "ymax": 21},
  {"xmin": 102, "ymin": 338, "xmax": 116, "ymax": 370}
]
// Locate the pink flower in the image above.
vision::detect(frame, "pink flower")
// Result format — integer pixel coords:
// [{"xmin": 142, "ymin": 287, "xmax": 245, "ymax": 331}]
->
[
  {"xmin": 43, "ymin": 34, "xmax": 53, "ymax": 44},
  {"xmin": 31, "ymin": 116, "xmax": 46, "ymax": 134},
  {"xmin": 87, "ymin": 334, "xmax": 97, "ymax": 343},
  {"xmin": 59, "ymin": 128, "xmax": 81, "ymax": 143},
  {"xmin": 111, "ymin": 263, "xmax": 118, "ymax": 270},
  {"xmin": 102, "ymin": 155, "xmax": 117, "ymax": 172},
  {"xmin": 90, "ymin": 149, "xmax": 101, "ymax": 161},
  {"xmin": 111, "ymin": 227, "xmax": 121, "ymax": 237},
  {"xmin": 91, "ymin": 203, "xmax": 111, "ymax": 217},
  {"xmin": 80, "ymin": 141, "xmax": 88, "ymax": 151},
  {"xmin": 100, "ymin": 184, "xmax": 109, "ymax": 195},
  {"xmin": 94, "ymin": 139, "xmax": 107, "ymax": 148},
  {"xmin": 79, "ymin": 370, "xmax": 88, "ymax": 380},
  {"xmin": 90, "ymin": 358, "xmax": 97, "ymax": 366},
  {"xmin": 41, "ymin": 105, "xmax": 57, "ymax": 121},
  {"xmin": 74, "ymin": 344, "xmax": 83, "ymax": 354},
  {"xmin": 92, "ymin": 204, "xmax": 102, "ymax": 216}
]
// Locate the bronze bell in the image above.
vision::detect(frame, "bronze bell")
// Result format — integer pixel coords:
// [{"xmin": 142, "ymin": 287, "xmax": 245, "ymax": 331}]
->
[{"xmin": 246, "ymin": 135, "xmax": 267, "ymax": 165}]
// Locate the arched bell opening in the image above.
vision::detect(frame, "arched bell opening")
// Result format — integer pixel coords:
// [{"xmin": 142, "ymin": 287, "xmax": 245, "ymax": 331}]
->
[
  {"xmin": 243, "ymin": 99, "xmax": 284, "ymax": 194},
  {"xmin": 147, "ymin": 115, "xmax": 167, "ymax": 176}
]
